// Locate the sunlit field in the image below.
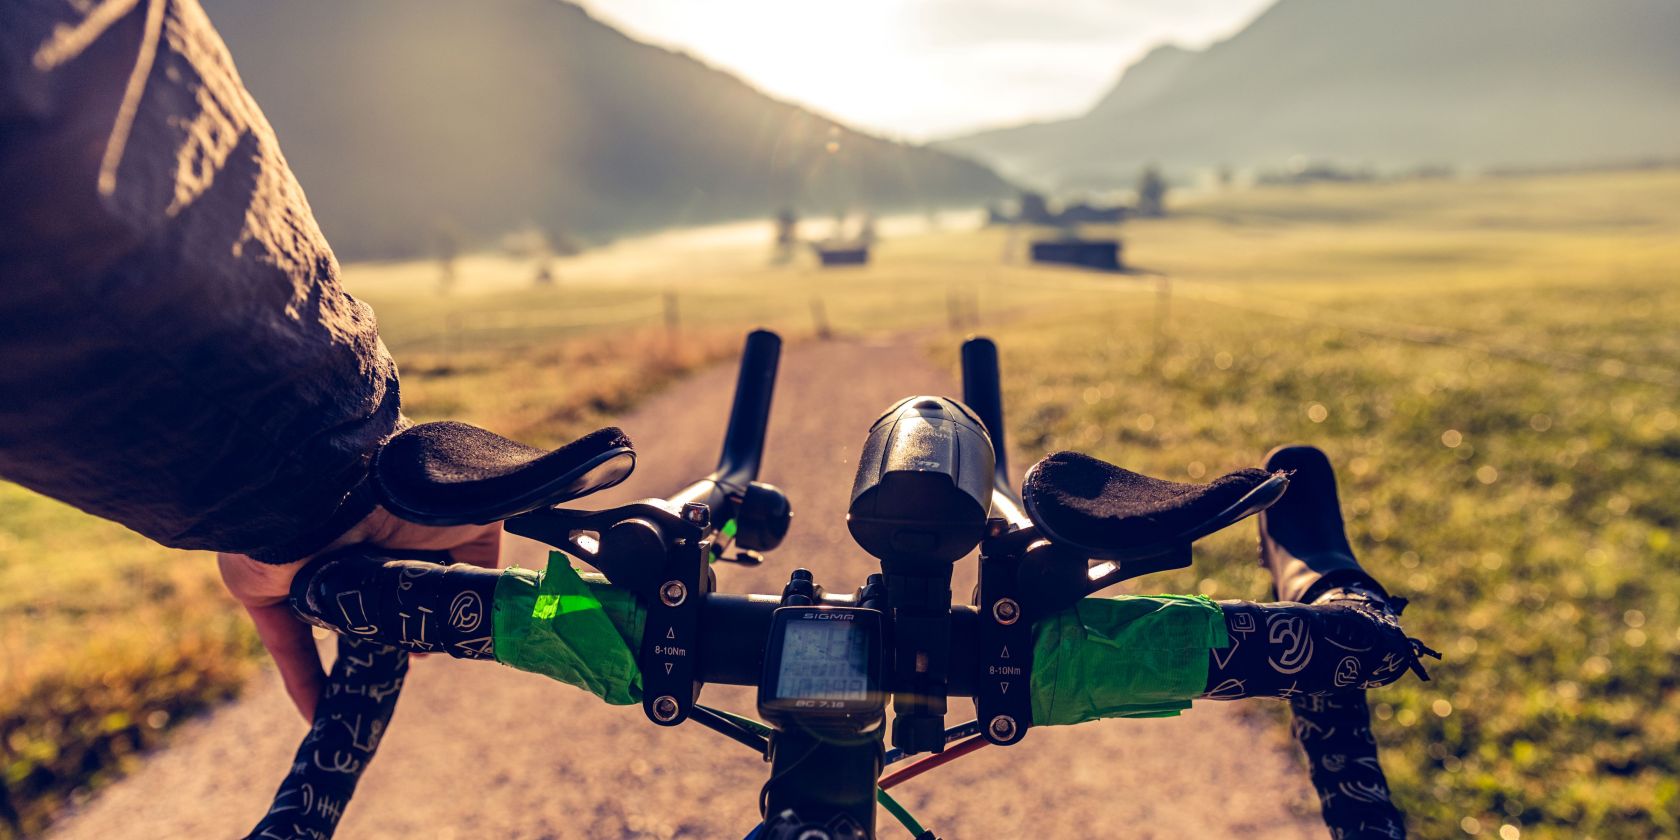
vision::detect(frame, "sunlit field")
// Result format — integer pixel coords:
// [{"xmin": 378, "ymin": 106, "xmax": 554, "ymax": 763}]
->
[
  {"xmin": 964, "ymin": 171, "xmax": 1680, "ymax": 839},
  {"xmin": 3, "ymin": 170, "xmax": 1677, "ymax": 837}
]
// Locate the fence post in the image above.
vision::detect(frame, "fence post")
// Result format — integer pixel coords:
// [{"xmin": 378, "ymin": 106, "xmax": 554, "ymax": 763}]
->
[
  {"xmin": 664, "ymin": 291, "xmax": 679, "ymax": 335},
  {"xmin": 810, "ymin": 297, "xmax": 832, "ymax": 340},
  {"xmin": 445, "ymin": 312, "xmax": 463, "ymax": 360},
  {"xmin": 1150, "ymin": 275, "xmax": 1172, "ymax": 370}
]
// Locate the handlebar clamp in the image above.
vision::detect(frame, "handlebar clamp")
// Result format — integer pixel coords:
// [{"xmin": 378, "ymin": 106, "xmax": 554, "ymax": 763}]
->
[
  {"xmin": 507, "ymin": 499, "xmax": 715, "ymax": 727},
  {"xmin": 640, "ymin": 510, "xmax": 710, "ymax": 726},
  {"xmin": 974, "ymin": 519, "xmax": 1036, "ymax": 746}
]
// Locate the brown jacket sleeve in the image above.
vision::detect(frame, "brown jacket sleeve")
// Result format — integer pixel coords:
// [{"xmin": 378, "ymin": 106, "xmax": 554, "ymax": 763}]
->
[{"xmin": 0, "ymin": 0, "xmax": 399, "ymax": 562}]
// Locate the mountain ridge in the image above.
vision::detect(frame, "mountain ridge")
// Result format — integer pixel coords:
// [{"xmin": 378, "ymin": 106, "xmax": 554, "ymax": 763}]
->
[
  {"xmin": 937, "ymin": 0, "xmax": 1680, "ymax": 188},
  {"xmin": 203, "ymin": 0, "xmax": 1013, "ymax": 260}
]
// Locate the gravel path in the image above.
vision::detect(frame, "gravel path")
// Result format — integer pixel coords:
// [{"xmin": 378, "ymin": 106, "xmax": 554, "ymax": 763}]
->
[{"xmin": 50, "ymin": 334, "xmax": 1321, "ymax": 839}]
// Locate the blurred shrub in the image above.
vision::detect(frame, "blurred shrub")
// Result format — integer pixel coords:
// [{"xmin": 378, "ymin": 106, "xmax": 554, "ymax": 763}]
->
[{"xmin": 0, "ymin": 555, "xmax": 257, "ymax": 838}]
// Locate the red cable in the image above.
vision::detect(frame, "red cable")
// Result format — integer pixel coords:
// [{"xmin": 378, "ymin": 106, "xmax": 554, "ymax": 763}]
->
[{"xmin": 878, "ymin": 735, "xmax": 990, "ymax": 790}]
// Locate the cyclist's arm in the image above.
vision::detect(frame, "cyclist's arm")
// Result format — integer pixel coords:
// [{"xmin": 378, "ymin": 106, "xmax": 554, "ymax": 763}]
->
[{"xmin": 0, "ymin": 0, "xmax": 396, "ymax": 563}]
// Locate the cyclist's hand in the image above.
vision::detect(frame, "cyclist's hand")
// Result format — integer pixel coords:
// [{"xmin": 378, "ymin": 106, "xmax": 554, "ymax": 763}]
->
[{"xmin": 218, "ymin": 507, "xmax": 503, "ymax": 721}]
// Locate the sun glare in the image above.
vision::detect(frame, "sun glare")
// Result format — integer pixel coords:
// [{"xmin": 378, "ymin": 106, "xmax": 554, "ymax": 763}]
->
[{"xmin": 576, "ymin": 0, "xmax": 1275, "ymax": 139}]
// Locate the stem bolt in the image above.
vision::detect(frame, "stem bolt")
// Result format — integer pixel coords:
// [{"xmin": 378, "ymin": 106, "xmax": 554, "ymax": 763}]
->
[
  {"xmin": 681, "ymin": 502, "xmax": 711, "ymax": 528},
  {"xmin": 992, "ymin": 597, "xmax": 1021, "ymax": 625},
  {"xmin": 651, "ymin": 695, "xmax": 681, "ymax": 722},
  {"xmin": 660, "ymin": 580, "xmax": 688, "ymax": 606},
  {"xmin": 989, "ymin": 715, "xmax": 1019, "ymax": 742}
]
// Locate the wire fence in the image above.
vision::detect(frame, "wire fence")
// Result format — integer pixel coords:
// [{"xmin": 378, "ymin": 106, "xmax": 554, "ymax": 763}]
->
[
  {"xmin": 1167, "ymin": 280, "xmax": 1680, "ymax": 389},
  {"xmin": 381, "ymin": 264, "xmax": 1678, "ymax": 394},
  {"xmin": 933, "ymin": 264, "xmax": 1680, "ymax": 390},
  {"xmin": 389, "ymin": 293, "xmax": 684, "ymax": 357},
  {"xmin": 384, "ymin": 285, "xmax": 997, "ymax": 358}
]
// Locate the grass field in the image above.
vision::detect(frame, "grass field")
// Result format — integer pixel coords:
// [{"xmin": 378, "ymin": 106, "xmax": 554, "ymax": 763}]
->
[
  {"xmin": 961, "ymin": 171, "xmax": 1680, "ymax": 839},
  {"xmin": 3, "ymin": 170, "xmax": 1677, "ymax": 837}
]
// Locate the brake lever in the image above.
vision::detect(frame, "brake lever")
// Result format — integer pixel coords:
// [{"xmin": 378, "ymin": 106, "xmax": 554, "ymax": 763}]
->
[
  {"xmin": 505, "ymin": 500, "xmax": 704, "ymax": 599},
  {"xmin": 1083, "ymin": 546, "xmax": 1193, "ymax": 595},
  {"xmin": 714, "ymin": 547, "xmax": 765, "ymax": 566},
  {"xmin": 1000, "ymin": 523, "xmax": 1193, "ymax": 617}
]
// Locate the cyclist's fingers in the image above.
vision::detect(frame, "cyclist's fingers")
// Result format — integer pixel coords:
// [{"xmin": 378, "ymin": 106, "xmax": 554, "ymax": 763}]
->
[
  {"xmin": 244, "ymin": 600, "xmax": 326, "ymax": 721},
  {"xmin": 410, "ymin": 523, "xmax": 499, "ymax": 662},
  {"xmin": 354, "ymin": 508, "xmax": 494, "ymax": 553},
  {"xmin": 448, "ymin": 522, "xmax": 503, "ymax": 570},
  {"xmin": 217, "ymin": 552, "xmax": 307, "ymax": 608}
]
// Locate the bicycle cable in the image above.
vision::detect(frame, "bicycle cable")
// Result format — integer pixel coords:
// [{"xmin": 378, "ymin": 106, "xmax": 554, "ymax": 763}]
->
[
  {"xmin": 878, "ymin": 735, "xmax": 990, "ymax": 791},
  {"xmin": 884, "ymin": 720, "xmax": 981, "ymax": 765},
  {"xmin": 699, "ymin": 705, "xmax": 930, "ymax": 839},
  {"xmin": 691, "ymin": 704, "xmax": 770, "ymax": 752}
]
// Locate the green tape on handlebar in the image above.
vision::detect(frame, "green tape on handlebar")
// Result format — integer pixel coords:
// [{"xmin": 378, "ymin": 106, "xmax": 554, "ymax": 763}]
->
[
  {"xmin": 1031, "ymin": 594, "xmax": 1227, "ymax": 726},
  {"xmin": 488, "ymin": 555, "xmax": 1223, "ymax": 720},
  {"xmin": 492, "ymin": 552, "xmax": 645, "ymax": 705}
]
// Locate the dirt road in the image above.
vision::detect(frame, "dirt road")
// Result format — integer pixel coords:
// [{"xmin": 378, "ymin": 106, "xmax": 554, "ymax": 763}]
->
[{"xmin": 50, "ymin": 335, "xmax": 1321, "ymax": 839}]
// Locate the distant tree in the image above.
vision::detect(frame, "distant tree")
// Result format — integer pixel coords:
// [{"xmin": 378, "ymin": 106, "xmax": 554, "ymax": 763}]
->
[
  {"xmin": 1017, "ymin": 191, "xmax": 1052, "ymax": 225},
  {"xmin": 774, "ymin": 207, "xmax": 800, "ymax": 246},
  {"xmin": 772, "ymin": 207, "xmax": 799, "ymax": 264},
  {"xmin": 1217, "ymin": 164, "xmax": 1235, "ymax": 190},
  {"xmin": 828, "ymin": 209, "xmax": 848, "ymax": 244},
  {"xmin": 548, "ymin": 224, "xmax": 584, "ymax": 258},
  {"xmin": 432, "ymin": 221, "xmax": 461, "ymax": 293},
  {"xmin": 857, "ymin": 213, "xmax": 878, "ymax": 246},
  {"xmin": 495, "ymin": 223, "xmax": 560, "ymax": 288},
  {"xmin": 533, "ymin": 259, "xmax": 556, "ymax": 287},
  {"xmin": 1137, "ymin": 165, "xmax": 1168, "ymax": 218}
]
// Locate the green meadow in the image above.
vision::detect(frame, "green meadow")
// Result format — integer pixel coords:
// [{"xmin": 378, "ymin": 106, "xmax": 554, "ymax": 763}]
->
[{"xmin": 971, "ymin": 171, "xmax": 1680, "ymax": 838}]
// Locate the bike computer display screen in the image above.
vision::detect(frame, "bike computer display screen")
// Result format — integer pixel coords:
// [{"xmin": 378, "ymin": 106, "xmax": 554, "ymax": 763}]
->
[
  {"xmin": 758, "ymin": 607, "xmax": 885, "ymax": 728},
  {"xmin": 776, "ymin": 619, "xmax": 872, "ymax": 701}
]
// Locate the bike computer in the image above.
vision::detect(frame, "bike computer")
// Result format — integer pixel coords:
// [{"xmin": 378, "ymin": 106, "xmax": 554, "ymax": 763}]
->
[{"xmin": 757, "ymin": 606, "xmax": 886, "ymax": 734}]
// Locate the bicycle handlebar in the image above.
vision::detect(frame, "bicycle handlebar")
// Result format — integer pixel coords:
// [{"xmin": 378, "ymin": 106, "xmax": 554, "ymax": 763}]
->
[
  {"xmin": 714, "ymin": 329, "xmax": 780, "ymax": 488},
  {"xmin": 247, "ymin": 637, "xmax": 407, "ymax": 839},
  {"xmin": 254, "ymin": 550, "xmax": 1420, "ymax": 839},
  {"xmin": 242, "ymin": 556, "xmax": 979, "ymax": 840},
  {"xmin": 246, "ymin": 330, "xmax": 1423, "ymax": 840}
]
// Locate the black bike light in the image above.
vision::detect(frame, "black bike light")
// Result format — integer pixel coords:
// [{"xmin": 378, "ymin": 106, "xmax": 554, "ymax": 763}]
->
[
  {"xmin": 849, "ymin": 395, "xmax": 995, "ymax": 755},
  {"xmin": 847, "ymin": 396, "xmax": 995, "ymax": 565}
]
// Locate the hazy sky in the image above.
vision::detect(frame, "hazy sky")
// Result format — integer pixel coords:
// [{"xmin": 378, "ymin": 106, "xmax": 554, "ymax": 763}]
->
[{"xmin": 577, "ymin": 0, "xmax": 1276, "ymax": 141}]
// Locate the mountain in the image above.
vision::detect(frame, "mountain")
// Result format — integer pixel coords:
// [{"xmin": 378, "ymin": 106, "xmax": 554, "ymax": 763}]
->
[
  {"xmin": 201, "ymin": 0, "xmax": 1012, "ymax": 260},
  {"xmin": 1085, "ymin": 44, "xmax": 1198, "ymax": 122},
  {"xmin": 939, "ymin": 0, "xmax": 1680, "ymax": 189}
]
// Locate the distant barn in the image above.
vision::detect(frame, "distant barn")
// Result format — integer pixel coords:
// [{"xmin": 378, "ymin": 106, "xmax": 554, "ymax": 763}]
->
[
  {"xmin": 1030, "ymin": 239, "xmax": 1123, "ymax": 271},
  {"xmin": 814, "ymin": 244, "xmax": 870, "ymax": 266}
]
